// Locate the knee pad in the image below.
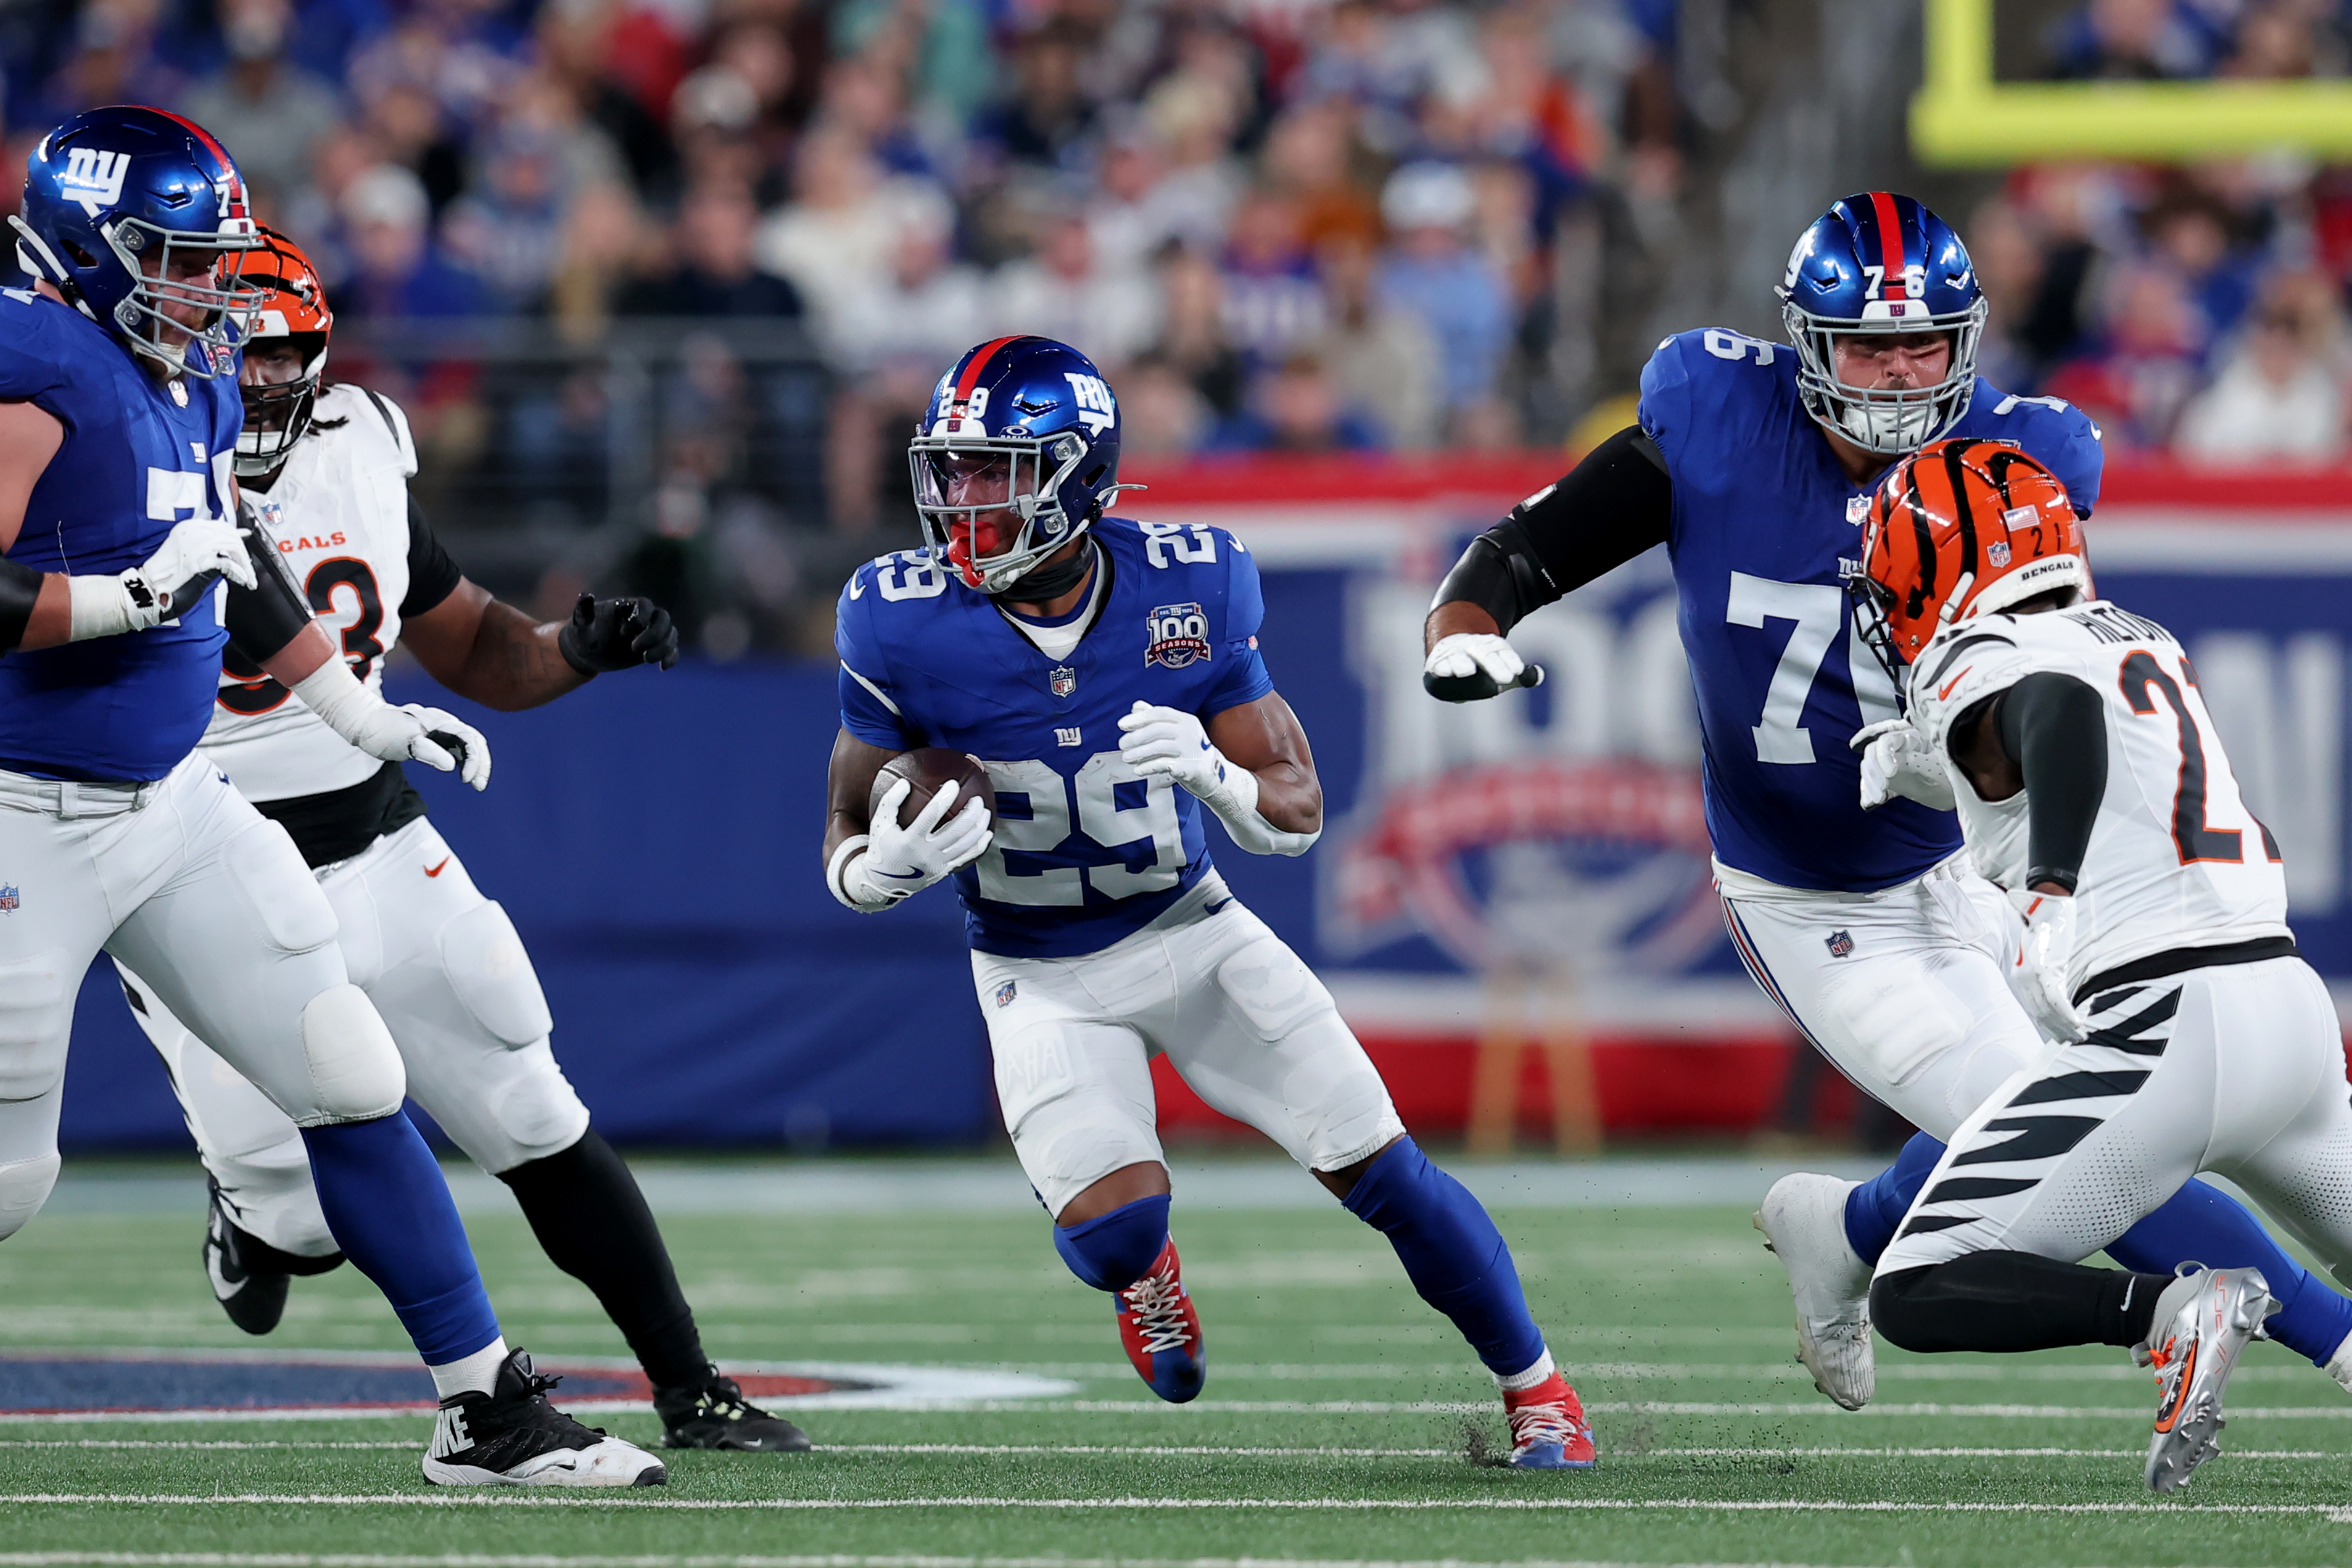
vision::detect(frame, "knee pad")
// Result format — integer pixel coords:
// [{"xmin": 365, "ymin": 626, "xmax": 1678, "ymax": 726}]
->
[
  {"xmin": 296, "ymin": 984, "xmax": 406, "ymax": 1126},
  {"xmin": 472, "ymin": 1044, "xmax": 590, "ymax": 1173},
  {"xmin": 1053, "ymin": 1193, "xmax": 1171, "ymax": 1292},
  {"xmin": 437, "ymin": 899, "xmax": 553, "ymax": 1049},
  {"xmin": 0, "ymin": 1152, "xmax": 59, "ymax": 1242}
]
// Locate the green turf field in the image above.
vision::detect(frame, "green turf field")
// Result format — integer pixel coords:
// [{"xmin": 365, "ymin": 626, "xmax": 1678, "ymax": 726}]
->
[{"xmin": 5, "ymin": 1157, "xmax": 2352, "ymax": 1567}]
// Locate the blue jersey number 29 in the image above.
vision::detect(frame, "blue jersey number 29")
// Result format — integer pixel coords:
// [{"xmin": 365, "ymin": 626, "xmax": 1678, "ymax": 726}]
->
[{"xmin": 975, "ymin": 754, "xmax": 1185, "ymax": 905}]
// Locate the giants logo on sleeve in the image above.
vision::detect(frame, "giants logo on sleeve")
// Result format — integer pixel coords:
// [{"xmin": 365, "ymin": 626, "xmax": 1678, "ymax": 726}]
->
[{"xmin": 1145, "ymin": 603, "xmax": 1210, "ymax": 669}]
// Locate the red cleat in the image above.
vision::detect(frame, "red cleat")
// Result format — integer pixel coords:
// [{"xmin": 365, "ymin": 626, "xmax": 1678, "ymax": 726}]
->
[
  {"xmin": 1115, "ymin": 1238, "xmax": 1205, "ymax": 1403},
  {"xmin": 1503, "ymin": 1371, "xmax": 1596, "ymax": 1469}
]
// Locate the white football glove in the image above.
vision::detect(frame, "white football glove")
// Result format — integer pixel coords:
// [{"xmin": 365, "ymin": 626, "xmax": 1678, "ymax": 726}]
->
[
  {"xmin": 1424, "ymin": 632, "xmax": 1525, "ymax": 689},
  {"xmin": 1116, "ymin": 699, "xmax": 1319, "ymax": 857},
  {"xmin": 289, "ymin": 658, "xmax": 492, "ymax": 790},
  {"xmin": 841, "ymin": 777, "xmax": 992, "ymax": 908},
  {"xmin": 68, "ymin": 513, "xmax": 257, "ymax": 640},
  {"xmin": 1852, "ymin": 718, "xmax": 1956, "ymax": 812},
  {"xmin": 1118, "ymin": 701, "xmax": 1235, "ymax": 804},
  {"xmin": 2009, "ymin": 888, "xmax": 2086, "ymax": 1044}
]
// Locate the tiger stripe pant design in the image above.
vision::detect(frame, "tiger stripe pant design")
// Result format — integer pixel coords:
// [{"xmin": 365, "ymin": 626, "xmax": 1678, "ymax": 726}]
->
[{"xmin": 1877, "ymin": 955, "xmax": 2352, "ymax": 1283}]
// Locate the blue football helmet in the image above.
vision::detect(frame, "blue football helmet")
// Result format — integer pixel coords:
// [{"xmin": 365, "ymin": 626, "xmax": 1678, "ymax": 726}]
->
[
  {"xmin": 12, "ymin": 105, "xmax": 263, "ymax": 379},
  {"xmin": 909, "ymin": 336, "xmax": 1130, "ymax": 594},
  {"xmin": 1777, "ymin": 192, "xmax": 1988, "ymax": 456}
]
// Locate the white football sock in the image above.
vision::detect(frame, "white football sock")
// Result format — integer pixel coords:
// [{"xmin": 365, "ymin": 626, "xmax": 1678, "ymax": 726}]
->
[
  {"xmin": 1495, "ymin": 1347, "xmax": 1556, "ymax": 1392},
  {"xmin": 429, "ymin": 1337, "xmax": 510, "ymax": 1400}
]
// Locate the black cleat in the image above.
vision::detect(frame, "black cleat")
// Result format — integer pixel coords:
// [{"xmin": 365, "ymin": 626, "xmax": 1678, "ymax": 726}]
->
[
  {"xmin": 201, "ymin": 1178, "xmax": 344, "ymax": 1335},
  {"xmin": 423, "ymin": 1348, "xmax": 667, "ymax": 1487},
  {"xmin": 653, "ymin": 1366, "xmax": 813, "ymax": 1452}
]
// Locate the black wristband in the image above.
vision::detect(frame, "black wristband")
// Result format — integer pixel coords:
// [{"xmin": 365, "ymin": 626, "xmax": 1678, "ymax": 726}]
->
[
  {"xmin": 224, "ymin": 501, "xmax": 316, "ymax": 663},
  {"xmin": 0, "ymin": 554, "xmax": 41, "ymax": 651}
]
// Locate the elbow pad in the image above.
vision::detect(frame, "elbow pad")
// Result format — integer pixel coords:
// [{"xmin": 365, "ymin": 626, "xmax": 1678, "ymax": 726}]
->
[
  {"xmin": 223, "ymin": 501, "xmax": 315, "ymax": 663},
  {"xmin": 0, "ymin": 554, "xmax": 39, "ymax": 652},
  {"xmin": 1432, "ymin": 514, "xmax": 1558, "ymax": 636}
]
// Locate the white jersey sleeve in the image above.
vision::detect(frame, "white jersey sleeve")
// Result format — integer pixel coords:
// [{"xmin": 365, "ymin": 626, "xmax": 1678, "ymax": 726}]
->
[
  {"xmin": 1910, "ymin": 601, "xmax": 2291, "ymax": 992},
  {"xmin": 201, "ymin": 385, "xmax": 427, "ymax": 803}
]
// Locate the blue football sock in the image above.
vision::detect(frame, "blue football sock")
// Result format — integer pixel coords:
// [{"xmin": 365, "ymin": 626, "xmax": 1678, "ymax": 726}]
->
[
  {"xmin": 301, "ymin": 1112, "xmax": 500, "ymax": 1365},
  {"xmin": 1342, "ymin": 1137, "xmax": 1546, "ymax": 1377},
  {"xmin": 2106, "ymin": 1179, "xmax": 2352, "ymax": 1365},
  {"xmin": 1053, "ymin": 1194, "xmax": 1170, "ymax": 1292},
  {"xmin": 1843, "ymin": 1132, "xmax": 1946, "ymax": 1266}
]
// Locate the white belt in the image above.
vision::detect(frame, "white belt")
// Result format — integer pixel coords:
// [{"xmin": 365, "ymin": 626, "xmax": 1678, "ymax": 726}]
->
[{"xmin": 0, "ymin": 767, "xmax": 158, "ymax": 819}]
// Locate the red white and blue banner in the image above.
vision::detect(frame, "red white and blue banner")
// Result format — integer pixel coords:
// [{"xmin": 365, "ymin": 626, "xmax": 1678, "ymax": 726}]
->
[{"xmin": 54, "ymin": 459, "xmax": 2352, "ymax": 1149}]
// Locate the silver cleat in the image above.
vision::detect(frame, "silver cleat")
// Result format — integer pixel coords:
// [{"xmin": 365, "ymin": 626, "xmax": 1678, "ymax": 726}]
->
[
  {"xmin": 1754, "ymin": 1173, "xmax": 1875, "ymax": 1411},
  {"xmin": 2137, "ymin": 1266, "xmax": 2278, "ymax": 1494}
]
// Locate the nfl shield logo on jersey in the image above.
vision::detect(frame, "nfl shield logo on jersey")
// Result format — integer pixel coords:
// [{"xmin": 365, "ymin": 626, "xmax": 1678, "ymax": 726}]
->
[
  {"xmin": 1145, "ymin": 604, "xmax": 1211, "ymax": 669},
  {"xmin": 0, "ymin": 884, "xmax": 20, "ymax": 914},
  {"xmin": 1825, "ymin": 930, "xmax": 1854, "ymax": 959},
  {"xmin": 995, "ymin": 981, "xmax": 1018, "ymax": 1007},
  {"xmin": 1049, "ymin": 665, "xmax": 1078, "ymax": 698}
]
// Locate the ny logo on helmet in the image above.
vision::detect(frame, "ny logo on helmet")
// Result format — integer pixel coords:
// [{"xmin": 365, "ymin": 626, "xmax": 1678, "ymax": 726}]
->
[
  {"xmin": 59, "ymin": 147, "xmax": 130, "ymax": 215},
  {"xmin": 1063, "ymin": 373, "xmax": 1116, "ymax": 437}
]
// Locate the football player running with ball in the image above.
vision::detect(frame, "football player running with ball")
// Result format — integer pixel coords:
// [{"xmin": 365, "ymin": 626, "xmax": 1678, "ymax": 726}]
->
[
  {"xmin": 1422, "ymin": 192, "xmax": 2352, "ymax": 1407},
  {"xmin": 826, "ymin": 336, "xmax": 1593, "ymax": 1469},
  {"xmin": 0, "ymin": 108, "xmax": 661, "ymax": 1484},
  {"xmin": 1854, "ymin": 439, "xmax": 2352, "ymax": 1492},
  {"xmin": 112, "ymin": 229, "xmax": 807, "ymax": 1455}
]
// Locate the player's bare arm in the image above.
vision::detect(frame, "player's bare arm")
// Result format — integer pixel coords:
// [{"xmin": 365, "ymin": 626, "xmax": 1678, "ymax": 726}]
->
[
  {"xmin": 822, "ymin": 728, "xmax": 897, "ymax": 863},
  {"xmin": 403, "ymin": 582, "xmax": 675, "ymax": 711},
  {"xmin": 0, "ymin": 397, "xmax": 72, "ymax": 646},
  {"xmin": 1203, "ymin": 691, "xmax": 1321, "ymax": 835}
]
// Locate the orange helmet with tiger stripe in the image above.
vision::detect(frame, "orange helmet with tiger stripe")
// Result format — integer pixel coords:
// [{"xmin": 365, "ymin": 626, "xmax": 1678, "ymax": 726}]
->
[
  {"xmin": 1851, "ymin": 437, "xmax": 2092, "ymax": 678},
  {"xmin": 234, "ymin": 227, "xmax": 333, "ymax": 478}
]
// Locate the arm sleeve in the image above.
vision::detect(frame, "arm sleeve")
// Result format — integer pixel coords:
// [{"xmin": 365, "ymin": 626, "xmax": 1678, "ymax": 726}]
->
[
  {"xmin": 1996, "ymin": 671, "xmax": 2108, "ymax": 893},
  {"xmin": 0, "ymin": 554, "xmax": 39, "ymax": 651},
  {"xmin": 223, "ymin": 503, "xmax": 318, "ymax": 663},
  {"xmin": 1430, "ymin": 426, "xmax": 1672, "ymax": 633},
  {"xmin": 833, "ymin": 574, "xmax": 916, "ymax": 749},
  {"xmin": 1201, "ymin": 535, "xmax": 1276, "ymax": 717},
  {"xmin": 398, "ymin": 493, "xmax": 463, "ymax": 617}
]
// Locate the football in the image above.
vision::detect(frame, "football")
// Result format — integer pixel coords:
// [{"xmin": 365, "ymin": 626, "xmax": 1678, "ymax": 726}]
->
[{"xmin": 871, "ymin": 747, "xmax": 996, "ymax": 831}]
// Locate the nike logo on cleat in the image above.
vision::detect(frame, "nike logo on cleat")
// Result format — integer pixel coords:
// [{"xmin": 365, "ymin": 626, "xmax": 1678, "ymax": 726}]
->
[{"xmin": 424, "ymin": 857, "xmax": 450, "ymax": 878}]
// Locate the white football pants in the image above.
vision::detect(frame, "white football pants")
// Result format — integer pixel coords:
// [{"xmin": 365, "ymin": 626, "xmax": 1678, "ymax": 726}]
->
[
  {"xmin": 1717, "ymin": 854, "xmax": 2051, "ymax": 1140},
  {"xmin": 975, "ymin": 872, "xmax": 1406, "ymax": 1217},
  {"xmin": 120, "ymin": 816, "xmax": 587, "ymax": 1258},
  {"xmin": 1878, "ymin": 956, "xmax": 2352, "ymax": 1281},
  {"xmin": 0, "ymin": 756, "xmax": 406, "ymax": 1242}
]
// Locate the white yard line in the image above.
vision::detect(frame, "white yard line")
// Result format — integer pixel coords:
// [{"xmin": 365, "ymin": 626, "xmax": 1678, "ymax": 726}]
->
[
  {"xmin": 0, "ymin": 1555, "xmax": 1881, "ymax": 1568},
  {"xmin": 6, "ymin": 1494, "xmax": 2352, "ymax": 1518}
]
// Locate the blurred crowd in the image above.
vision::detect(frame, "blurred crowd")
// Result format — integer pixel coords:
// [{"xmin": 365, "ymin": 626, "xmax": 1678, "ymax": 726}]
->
[
  {"xmin": 1, "ymin": 0, "xmax": 1695, "ymax": 525},
  {"xmin": 1975, "ymin": 0, "xmax": 2352, "ymax": 464}
]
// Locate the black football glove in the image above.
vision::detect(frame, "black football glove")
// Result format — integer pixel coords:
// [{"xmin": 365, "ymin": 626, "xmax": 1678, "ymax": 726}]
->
[{"xmin": 557, "ymin": 593, "xmax": 680, "ymax": 674}]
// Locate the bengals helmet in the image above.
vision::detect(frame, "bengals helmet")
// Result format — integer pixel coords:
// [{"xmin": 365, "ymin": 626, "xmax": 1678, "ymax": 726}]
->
[
  {"xmin": 1851, "ymin": 437, "xmax": 2092, "ymax": 681},
  {"xmin": 233, "ymin": 228, "xmax": 332, "ymax": 477}
]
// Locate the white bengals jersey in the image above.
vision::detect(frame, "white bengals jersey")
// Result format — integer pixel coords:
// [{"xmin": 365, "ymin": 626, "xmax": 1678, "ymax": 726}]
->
[
  {"xmin": 1910, "ymin": 600, "xmax": 2291, "ymax": 991},
  {"xmin": 202, "ymin": 385, "xmax": 429, "ymax": 804}
]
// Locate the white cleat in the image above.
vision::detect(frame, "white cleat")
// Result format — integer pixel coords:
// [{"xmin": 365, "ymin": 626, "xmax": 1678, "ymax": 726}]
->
[
  {"xmin": 2325, "ymin": 1326, "xmax": 2352, "ymax": 1397},
  {"xmin": 421, "ymin": 1348, "xmax": 667, "ymax": 1487},
  {"xmin": 2138, "ymin": 1266, "xmax": 2278, "ymax": 1495},
  {"xmin": 1755, "ymin": 1173, "xmax": 1875, "ymax": 1411}
]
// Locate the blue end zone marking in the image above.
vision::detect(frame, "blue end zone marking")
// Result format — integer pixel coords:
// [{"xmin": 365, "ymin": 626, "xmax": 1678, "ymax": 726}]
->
[{"xmin": 0, "ymin": 1356, "xmax": 640, "ymax": 1414}]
